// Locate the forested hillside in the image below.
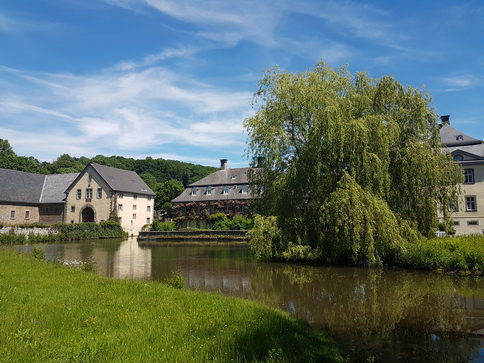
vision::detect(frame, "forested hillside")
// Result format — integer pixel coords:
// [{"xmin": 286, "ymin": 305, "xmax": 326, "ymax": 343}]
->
[
  {"xmin": 0, "ymin": 138, "xmax": 217, "ymax": 215},
  {"xmin": 0, "ymin": 139, "xmax": 216, "ymax": 186}
]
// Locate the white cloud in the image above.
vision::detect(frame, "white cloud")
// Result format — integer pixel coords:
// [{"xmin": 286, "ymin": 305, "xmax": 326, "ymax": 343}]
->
[{"xmin": 0, "ymin": 61, "xmax": 252, "ymax": 161}]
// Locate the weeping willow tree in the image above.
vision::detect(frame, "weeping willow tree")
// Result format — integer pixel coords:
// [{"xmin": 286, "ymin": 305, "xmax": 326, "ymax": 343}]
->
[{"xmin": 244, "ymin": 61, "xmax": 462, "ymax": 266}]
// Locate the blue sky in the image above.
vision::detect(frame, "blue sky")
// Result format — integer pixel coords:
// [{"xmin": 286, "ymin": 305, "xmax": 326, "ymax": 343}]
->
[{"xmin": 1, "ymin": 0, "xmax": 483, "ymax": 167}]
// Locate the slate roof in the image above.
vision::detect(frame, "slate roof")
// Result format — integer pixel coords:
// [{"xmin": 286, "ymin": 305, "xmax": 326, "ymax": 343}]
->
[
  {"xmin": 172, "ymin": 167, "xmax": 259, "ymax": 203},
  {"xmin": 0, "ymin": 168, "xmax": 78, "ymax": 204},
  {"xmin": 41, "ymin": 173, "xmax": 79, "ymax": 203},
  {"xmin": 189, "ymin": 167, "xmax": 252, "ymax": 187},
  {"xmin": 89, "ymin": 163, "xmax": 155, "ymax": 196},
  {"xmin": 439, "ymin": 123, "xmax": 482, "ymax": 147}
]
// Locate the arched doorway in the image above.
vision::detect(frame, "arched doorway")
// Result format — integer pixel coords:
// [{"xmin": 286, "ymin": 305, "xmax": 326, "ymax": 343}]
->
[{"xmin": 81, "ymin": 207, "xmax": 95, "ymax": 223}]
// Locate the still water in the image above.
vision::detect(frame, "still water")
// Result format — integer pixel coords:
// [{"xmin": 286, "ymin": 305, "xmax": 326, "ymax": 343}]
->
[{"xmin": 14, "ymin": 238, "xmax": 484, "ymax": 362}]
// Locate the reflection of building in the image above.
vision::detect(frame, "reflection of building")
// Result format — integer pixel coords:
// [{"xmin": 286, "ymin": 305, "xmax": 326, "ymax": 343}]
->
[
  {"xmin": 440, "ymin": 116, "xmax": 484, "ymax": 235},
  {"xmin": 172, "ymin": 159, "xmax": 257, "ymax": 228},
  {"xmin": 0, "ymin": 163, "xmax": 154, "ymax": 236}
]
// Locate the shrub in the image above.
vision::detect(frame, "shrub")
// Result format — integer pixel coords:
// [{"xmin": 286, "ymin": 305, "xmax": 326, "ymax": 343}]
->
[
  {"xmin": 151, "ymin": 220, "xmax": 177, "ymax": 231},
  {"xmin": 163, "ymin": 271, "xmax": 185, "ymax": 289}
]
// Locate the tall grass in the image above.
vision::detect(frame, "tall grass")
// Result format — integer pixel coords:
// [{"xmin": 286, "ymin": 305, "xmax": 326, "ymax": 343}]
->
[
  {"xmin": 0, "ymin": 248, "xmax": 341, "ymax": 362},
  {"xmin": 401, "ymin": 235, "xmax": 484, "ymax": 274}
]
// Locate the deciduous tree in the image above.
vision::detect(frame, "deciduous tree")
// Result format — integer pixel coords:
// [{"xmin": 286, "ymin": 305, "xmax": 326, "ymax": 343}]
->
[{"xmin": 244, "ymin": 61, "xmax": 462, "ymax": 265}]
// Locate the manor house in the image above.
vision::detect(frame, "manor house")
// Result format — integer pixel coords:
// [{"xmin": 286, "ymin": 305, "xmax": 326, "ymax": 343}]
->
[{"xmin": 440, "ymin": 115, "xmax": 484, "ymax": 235}]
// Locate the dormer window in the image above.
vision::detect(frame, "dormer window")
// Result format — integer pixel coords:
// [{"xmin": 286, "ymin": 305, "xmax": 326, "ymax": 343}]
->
[
  {"xmin": 456, "ymin": 135, "xmax": 464, "ymax": 141},
  {"xmin": 206, "ymin": 187, "xmax": 213, "ymax": 195},
  {"xmin": 222, "ymin": 186, "xmax": 229, "ymax": 195},
  {"xmin": 241, "ymin": 185, "xmax": 248, "ymax": 194},
  {"xmin": 231, "ymin": 175, "xmax": 237, "ymax": 180},
  {"xmin": 190, "ymin": 187, "xmax": 197, "ymax": 196}
]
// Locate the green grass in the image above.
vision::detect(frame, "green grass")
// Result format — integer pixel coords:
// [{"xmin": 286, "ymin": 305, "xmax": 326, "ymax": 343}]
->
[
  {"xmin": 0, "ymin": 248, "xmax": 341, "ymax": 362},
  {"xmin": 402, "ymin": 235, "xmax": 484, "ymax": 274}
]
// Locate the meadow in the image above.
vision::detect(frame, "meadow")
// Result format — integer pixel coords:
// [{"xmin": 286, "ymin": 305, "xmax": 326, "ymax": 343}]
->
[{"xmin": 0, "ymin": 247, "xmax": 341, "ymax": 362}]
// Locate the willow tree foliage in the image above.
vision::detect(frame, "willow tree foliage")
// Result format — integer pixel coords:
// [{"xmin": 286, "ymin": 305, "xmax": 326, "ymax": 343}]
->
[{"xmin": 244, "ymin": 61, "xmax": 462, "ymax": 266}]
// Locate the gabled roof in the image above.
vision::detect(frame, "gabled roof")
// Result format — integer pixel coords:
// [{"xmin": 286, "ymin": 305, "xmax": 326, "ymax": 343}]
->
[
  {"xmin": 440, "ymin": 123, "xmax": 482, "ymax": 147},
  {"xmin": 446, "ymin": 144, "xmax": 484, "ymax": 159},
  {"xmin": 0, "ymin": 168, "xmax": 78, "ymax": 204},
  {"xmin": 188, "ymin": 167, "xmax": 252, "ymax": 187},
  {"xmin": 41, "ymin": 173, "xmax": 79, "ymax": 203},
  {"xmin": 88, "ymin": 163, "xmax": 155, "ymax": 196}
]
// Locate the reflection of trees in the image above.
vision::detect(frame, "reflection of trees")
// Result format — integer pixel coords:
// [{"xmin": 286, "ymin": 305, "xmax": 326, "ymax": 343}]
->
[{"xmin": 247, "ymin": 264, "xmax": 483, "ymax": 362}]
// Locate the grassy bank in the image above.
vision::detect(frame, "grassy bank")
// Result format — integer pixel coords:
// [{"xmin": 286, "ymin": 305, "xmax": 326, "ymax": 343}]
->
[
  {"xmin": 401, "ymin": 235, "xmax": 484, "ymax": 274},
  {"xmin": 0, "ymin": 248, "xmax": 341, "ymax": 362},
  {"xmin": 0, "ymin": 221, "xmax": 128, "ymax": 244}
]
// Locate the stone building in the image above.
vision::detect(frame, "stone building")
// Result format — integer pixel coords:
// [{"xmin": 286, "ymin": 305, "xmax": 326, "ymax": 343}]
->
[{"xmin": 440, "ymin": 115, "xmax": 484, "ymax": 235}]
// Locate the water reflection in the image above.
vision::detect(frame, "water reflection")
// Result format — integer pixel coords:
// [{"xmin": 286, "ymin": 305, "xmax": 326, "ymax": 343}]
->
[{"xmin": 13, "ymin": 238, "xmax": 484, "ymax": 362}]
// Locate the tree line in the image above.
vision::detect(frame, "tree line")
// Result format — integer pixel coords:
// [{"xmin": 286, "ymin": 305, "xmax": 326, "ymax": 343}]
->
[{"xmin": 0, "ymin": 139, "xmax": 216, "ymax": 215}]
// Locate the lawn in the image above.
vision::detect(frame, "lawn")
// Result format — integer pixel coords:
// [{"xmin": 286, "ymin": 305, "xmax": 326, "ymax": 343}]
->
[{"xmin": 0, "ymin": 248, "xmax": 341, "ymax": 362}]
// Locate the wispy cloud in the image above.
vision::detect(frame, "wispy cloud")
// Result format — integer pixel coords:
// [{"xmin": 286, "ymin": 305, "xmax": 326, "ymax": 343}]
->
[{"xmin": 0, "ymin": 61, "xmax": 252, "ymax": 161}]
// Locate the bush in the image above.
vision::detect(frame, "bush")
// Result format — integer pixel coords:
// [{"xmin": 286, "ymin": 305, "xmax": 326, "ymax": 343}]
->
[
  {"xmin": 163, "ymin": 270, "xmax": 185, "ymax": 289},
  {"xmin": 247, "ymin": 215, "xmax": 281, "ymax": 260},
  {"xmin": 151, "ymin": 220, "xmax": 177, "ymax": 231}
]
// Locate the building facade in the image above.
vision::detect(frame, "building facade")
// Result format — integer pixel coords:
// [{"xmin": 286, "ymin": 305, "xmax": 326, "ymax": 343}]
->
[
  {"xmin": 0, "ymin": 169, "xmax": 78, "ymax": 225},
  {"xmin": 65, "ymin": 163, "xmax": 155, "ymax": 236},
  {"xmin": 172, "ymin": 159, "xmax": 256, "ymax": 228},
  {"xmin": 0, "ymin": 163, "xmax": 154, "ymax": 236},
  {"xmin": 440, "ymin": 115, "xmax": 484, "ymax": 235}
]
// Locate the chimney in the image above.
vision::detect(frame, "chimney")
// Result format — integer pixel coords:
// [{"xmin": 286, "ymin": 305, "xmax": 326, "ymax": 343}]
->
[
  {"xmin": 220, "ymin": 159, "xmax": 228, "ymax": 170},
  {"xmin": 440, "ymin": 115, "xmax": 450, "ymax": 126}
]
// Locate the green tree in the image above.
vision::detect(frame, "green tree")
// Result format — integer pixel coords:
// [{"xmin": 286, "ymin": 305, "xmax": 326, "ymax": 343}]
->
[
  {"xmin": 244, "ymin": 61, "xmax": 462, "ymax": 266},
  {"xmin": 153, "ymin": 180, "xmax": 185, "ymax": 219}
]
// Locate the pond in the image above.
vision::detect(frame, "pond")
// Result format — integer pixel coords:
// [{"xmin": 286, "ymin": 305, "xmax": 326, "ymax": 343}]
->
[{"xmin": 12, "ymin": 238, "xmax": 484, "ymax": 362}]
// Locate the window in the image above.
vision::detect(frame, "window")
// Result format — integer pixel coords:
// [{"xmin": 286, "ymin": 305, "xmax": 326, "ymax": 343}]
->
[
  {"xmin": 453, "ymin": 221, "xmax": 460, "ymax": 226},
  {"xmin": 133, "ymin": 194, "xmax": 138, "ymax": 200},
  {"xmin": 10, "ymin": 211, "xmax": 15, "ymax": 220},
  {"xmin": 468, "ymin": 221, "xmax": 479, "ymax": 226},
  {"xmin": 76, "ymin": 189, "xmax": 82, "ymax": 199},
  {"xmin": 97, "ymin": 188, "xmax": 102, "ymax": 198},
  {"xmin": 45, "ymin": 207, "xmax": 49, "ymax": 213},
  {"xmin": 148, "ymin": 196, "xmax": 151, "ymax": 201},
  {"xmin": 86, "ymin": 188, "xmax": 93, "ymax": 200},
  {"xmin": 206, "ymin": 187, "xmax": 213, "ymax": 195},
  {"xmin": 190, "ymin": 188, "xmax": 197, "ymax": 196},
  {"xmin": 118, "ymin": 204, "xmax": 123, "ymax": 211},
  {"xmin": 466, "ymin": 196, "xmax": 477, "ymax": 211},
  {"xmin": 146, "ymin": 217, "xmax": 151, "ymax": 224},
  {"xmin": 147, "ymin": 206, "xmax": 151, "ymax": 212},
  {"xmin": 118, "ymin": 193, "xmax": 124, "ymax": 199},
  {"xmin": 464, "ymin": 169, "xmax": 475, "ymax": 184},
  {"xmin": 132, "ymin": 213, "xmax": 137, "ymax": 219},
  {"xmin": 456, "ymin": 135, "xmax": 464, "ymax": 141},
  {"xmin": 71, "ymin": 206, "xmax": 76, "ymax": 213},
  {"xmin": 448, "ymin": 200, "xmax": 458, "ymax": 212},
  {"xmin": 241, "ymin": 185, "xmax": 248, "ymax": 194},
  {"xmin": 55, "ymin": 207, "xmax": 59, "ymax": 213},
  {"xmin": 88, "ymin": 174, "xmax": 92, "ymax": 183},
  {"xmin": 133, "ymin": 205, "xmax": 137, "ymax": 210},
  {"xmin": 453, "ymin": 154, "xmax": 464, "ymax": 161},
  {"xmin": 222, "ymin": 186, "xmax": 229, "ymax": 195},
  {"xmin": 71, "ymin": 220, "xmax": 74, "ymax": 224},
  {"xmin": 24, "ymin": 211, "xmax": 30, "ymax": 220}
]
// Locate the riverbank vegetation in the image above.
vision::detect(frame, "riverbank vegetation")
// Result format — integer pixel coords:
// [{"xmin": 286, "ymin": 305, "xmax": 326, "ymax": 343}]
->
[
  {"xmin": 0, "ymin": 221, "xmax": 127, "ymax": 244},
  {"xmin": 0, "ymin": 248, "xmax": 341, "ymax": 362},
  {"xmin": 248, "ymin": 215, "xmax": 484, "ymax": 274},
  {"xmin": 244, "ymin": 61, "xmax": 463, "ymax": 268}
]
